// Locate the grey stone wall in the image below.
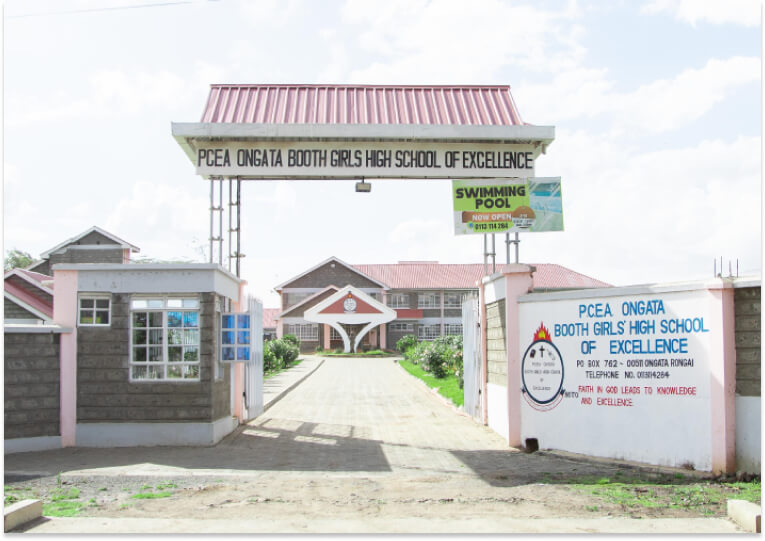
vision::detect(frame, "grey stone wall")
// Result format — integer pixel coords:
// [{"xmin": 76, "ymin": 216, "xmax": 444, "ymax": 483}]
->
[
  {"xmin": 77, "ymin": 292, "xmax": 231, "ymax": 423},
  {"xmin": 4, "ymin": 332, "xmax": 61, "ymax": 439},
  {"xmin": 76, "ymin": 231, "xmax": 121, "ymax": 245},
  {"xmin": 734, "ymin": 286, "xmax": 760, "ymax": 397},
  {"xmin": 49, "ymin": 247, "xmax": 124, "ymax": 267},
  {"xmin": 285, "ymin": 262, "xmax": 382, "ymax": 290},
  {"xmin": 4, "ymin": 298, "xmax": 41, "ymax": 321},
  {"xmin": 6, "ymin": 275, "xmax": 53, "ymax": 305},
  {"xmin": 486, "ymin": 299, "xmax": 507, "ymax": 386}
]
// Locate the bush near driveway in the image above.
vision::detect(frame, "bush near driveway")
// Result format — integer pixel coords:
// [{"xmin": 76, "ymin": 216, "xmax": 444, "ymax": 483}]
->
[
  {"xmin": 398, "ymin": 335, "xmax": 464, "ymax": 388},
  {"xmin": 264, "ymin": 335, "xmax": 300, "ymax": 372}
]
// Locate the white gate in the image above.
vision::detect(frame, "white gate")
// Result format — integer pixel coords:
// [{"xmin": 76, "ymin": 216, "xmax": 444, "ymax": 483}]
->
[
  {"xmin": 244, "ymin": 296, "xmax": 264, "ymax": 421},
  {"xmin": 462, "ymin": 297, "xmax": 482, "ymax": 421}
]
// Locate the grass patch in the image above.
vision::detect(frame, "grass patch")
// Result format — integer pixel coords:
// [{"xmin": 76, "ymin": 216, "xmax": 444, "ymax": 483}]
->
[
  {"xmin": 264, "ymin": 359, "xmax": 303, "ymax": 380},
  {"xmin": 43, "ymin": 501, "xmax": 84, "ymax": 517},
  {"xmin": 51, "ymin": 487, "xmax": 80, "ymax": 501},
  {"xmin": 399, "ymin": 359, "xmax": 464, "ymax": 407},
  {"xmin": 567, "ymin": 475, "xmax": 760, "ymax": 516},
  {"xmin": 157, "ymin": 482, "xmax": 178, "ymax": 490},
  {"xmin": 131, "ymin": 491, "xmax": 173, "ymax": 499}
]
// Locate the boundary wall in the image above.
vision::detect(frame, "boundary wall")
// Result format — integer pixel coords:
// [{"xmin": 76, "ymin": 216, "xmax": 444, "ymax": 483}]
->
[{"xmin": 478, "ymin": 268, "xmax": 759, "ymax": 474}]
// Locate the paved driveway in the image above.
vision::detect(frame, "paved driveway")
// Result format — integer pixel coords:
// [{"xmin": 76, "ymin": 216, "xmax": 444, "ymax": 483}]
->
[{"xmin": 6, "ymin": 357, "xmax": 743, "ymax": 533}]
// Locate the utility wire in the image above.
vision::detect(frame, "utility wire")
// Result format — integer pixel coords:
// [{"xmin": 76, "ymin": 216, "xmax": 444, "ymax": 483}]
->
[{"xmin": 6, "ymin": 0, "xmax": 218, "ymax": 19}]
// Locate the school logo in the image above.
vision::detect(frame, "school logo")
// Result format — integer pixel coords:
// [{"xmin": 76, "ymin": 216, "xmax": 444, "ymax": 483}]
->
[{"xmin": 521, "ymin": 323, "xmax": 565, "ymax": 411}]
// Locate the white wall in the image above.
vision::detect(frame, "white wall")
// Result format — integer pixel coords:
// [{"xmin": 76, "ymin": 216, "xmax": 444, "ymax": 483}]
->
[
  {"xmin": 735, "ymin": 395, "xmax": 761, "ymax": 473},
  {"xmin": 487, "ymin": 383, "xmax": 509, "ymax": 442},
  {"xmin": 518, "ymin": 285, "xmax": 724, "ymax": 471}
]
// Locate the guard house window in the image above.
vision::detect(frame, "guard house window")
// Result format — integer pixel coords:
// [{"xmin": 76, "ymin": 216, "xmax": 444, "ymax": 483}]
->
[
  {"xmin": 444, "ymin": 293, "xmax": 466, "ymax": 309},
  {"xmin": 288, "ymin": 323, "xmax": 318, "ymax": 341},
  {"xmin": 388, "ymin": 293, "xmax": 409, "ymax": 308},
  {"xmin": 417, "ymin": 292, "xmax": 440, "ymax": 309},
  {"xmin": 221, "ymin": 314, "xmax": 251, "ymax": 362},
  {"xmin": 444, "ymin": 323, "xmax": 463, "ymax": 336},
  {"xmin": 79, "ymin": 296, "xmax": 110, "ymax": 326},
  {"xmin": 130, "ymin": 297, "xmax": 200, "ymax": 381},
  {"xmin": 418, "ymin": 324, "xmax": 441, "ymax": 341}
]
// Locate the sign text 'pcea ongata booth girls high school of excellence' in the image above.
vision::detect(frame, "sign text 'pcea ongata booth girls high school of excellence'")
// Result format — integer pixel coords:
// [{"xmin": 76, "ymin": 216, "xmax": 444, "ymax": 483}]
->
[{"xmin": 194, "ymin": 141, "xmax": 538, "ymax": 179}]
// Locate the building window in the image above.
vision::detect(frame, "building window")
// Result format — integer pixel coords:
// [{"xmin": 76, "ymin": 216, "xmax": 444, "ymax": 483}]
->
[
  {"xmin": 444, "ymin": 323, "xmax": 463, "ymax": 336},
  {"xmin": 388, "ymin": 322, "xmax": 414, "ymax": 332},
  {"xmin": 443, "ymin": 292, "xmax": 467, "ymax": 308},
  {"xmin": 79, "ymin": 296, "xmax": 110, "ymax": 326},
  {"xmin": 418, "ymin": 324, "xmax": 441, "ymax": 341},
  {"xmin": 130, "ymin": 297, "xmax": 200, "ymax": 382},
  {"xmin": 288, "ymin": 323, "xmax": 318, "ymax": 341},
  {"xmin": 417, "ymin": 292, "xmax": 440, "ymax": 309},
  {"xmin": 330, "ymin": 327, "xmax": 342, "ymax": 340},
  {"xmin": 388, "ymin": 293, "xmax": 409, "ymax": 308}
]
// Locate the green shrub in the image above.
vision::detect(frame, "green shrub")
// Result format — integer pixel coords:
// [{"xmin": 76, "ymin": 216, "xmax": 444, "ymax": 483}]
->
[
  {"xmin": 282, "ymin": 334, "xmax": 300, "ymax": 348},
  {"xmin": 269, "ymin": 339, "xmax": 299, "ymax": 367},
  {"xmin": 315, "ymin": 345, "xmax": 324, "ymax": 353},
  {"xmin": 405, "ymin": 335, "xmax": 463, "ymax": 381},
  {"xmin": 396, "ymin": 334, "xmax": 418, "ymax": 354},
  {"xmin": 263, "ymin": 341, "xmax": 279, "ymax": 371}
]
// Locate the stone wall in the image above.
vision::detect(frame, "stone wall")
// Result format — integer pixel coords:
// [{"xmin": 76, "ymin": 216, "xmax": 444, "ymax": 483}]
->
[
  {"xmin": 486, "ymin": 299, "xmax": 507, "ymax": 386},
  {"xmin": 49, "ymin": 247, "xmax": 124, "ymax": 266},
  {"xmin": 285, "ymin": 262, "xmax": 382, "ymax": 290},
  {"xmin": 734, "ymin": 286, "xmax": 760, "ymax": 397},
  {"xmin": 77, "ymin": 292, "xmax": 230, "ymax": 423},
  {"xmin": 4, "ymin": 298, "xmax": 40, "ymax": 321},
  {"xmin": 4, "ymin": 332, "xmax": 61, "ymax": 439}
]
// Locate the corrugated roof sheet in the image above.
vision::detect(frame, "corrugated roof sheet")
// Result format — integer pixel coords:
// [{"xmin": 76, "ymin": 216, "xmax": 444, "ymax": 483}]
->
[
  {"xmin": 352, "ymin": 263, "xmax": 611, "ymax": 290},
  {"xmin": 202, "ymin": 85, "xmax": 525, "ymax": 126}
]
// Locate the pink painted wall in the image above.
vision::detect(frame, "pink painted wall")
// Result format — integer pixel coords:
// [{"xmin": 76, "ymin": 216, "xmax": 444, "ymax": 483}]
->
[
  {"xmin": 231, "ymin": 281, "xmax": 246, "ymax": 423},
  {"xmin": 52, "ymin": 270, "xmax": 78, "ymax": 447},
  {"xmin": 707, "ymin": 282, "xmax": 737, "ymax": 474}
]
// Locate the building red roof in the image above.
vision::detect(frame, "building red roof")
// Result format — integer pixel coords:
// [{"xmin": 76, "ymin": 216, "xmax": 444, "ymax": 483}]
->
[
  {"xmin": 202, "ymin": 85, "xmax": 525, "ymax": 126},
  {"xmin": 352, "ymin": 262, "xmax": 610, "ymax": 290}
]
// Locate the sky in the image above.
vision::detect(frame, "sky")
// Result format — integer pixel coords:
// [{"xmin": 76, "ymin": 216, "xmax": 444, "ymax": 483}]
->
[{"xmin": 3, "ymin": 0, "xmax": 762, "ymax": 308}]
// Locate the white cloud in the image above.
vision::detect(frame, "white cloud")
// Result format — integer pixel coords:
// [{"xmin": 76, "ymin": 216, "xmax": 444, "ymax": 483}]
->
[
  {"xmin": 343, "ymin": 0, "xmax": 585, "ymax": 83},
  {"xmin": 642, "ymin": 0, "xmax": 761, "ymax": 27},
  {"xmin": 104, "ymin": 180, "xmax": 209, "ymax": 260},
  {"xmin": 516, "ymin": 56, "xmax": 760, "ymax": 132}
]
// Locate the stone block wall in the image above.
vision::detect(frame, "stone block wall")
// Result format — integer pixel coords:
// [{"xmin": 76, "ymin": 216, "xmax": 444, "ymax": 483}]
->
[
  {"xmin": 77, "ymin": 292, "xmax": 230, "ymax": 423},
  {"xmin": 4, "ymin": 332, "xmax": 61, "ymax": 439},
  {"xmin": 734, "ymin": 286, "xmax": 760, "ymax": 397},
  {"xmin": 486, "ymin": 299, "xmax": 507, "ymax": 386}
]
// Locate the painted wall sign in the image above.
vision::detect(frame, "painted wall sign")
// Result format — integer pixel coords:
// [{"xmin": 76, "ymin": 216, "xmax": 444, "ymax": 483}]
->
[
  {"xmin": 518, "ymin": 289, "xmax": 718, "ymax": 470},
  {"xmin": 194, "ymin": 141, "xmax": 538, "ymax": 179},
  {"xmin": 452, "ymin": 177, "xmax": 563, "ymax": 235}
]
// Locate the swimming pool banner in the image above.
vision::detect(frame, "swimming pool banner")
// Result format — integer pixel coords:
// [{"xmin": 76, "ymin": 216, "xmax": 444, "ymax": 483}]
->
[{"xmin": 452, "ymin": 177, "xmax": 563, "ymax": 235}]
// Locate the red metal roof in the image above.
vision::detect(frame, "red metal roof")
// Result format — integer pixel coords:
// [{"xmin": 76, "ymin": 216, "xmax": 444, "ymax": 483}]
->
[
  {"xmin": 352, "ymin": 263, "xmax": 611, "ymax": 290},
  {"xmin": 4, "ymin": 280, "xmax": 54, "ymax": 318},
  {"xmin": 201, "ymin": 85, "xmax": 525, "ymax": 126}
]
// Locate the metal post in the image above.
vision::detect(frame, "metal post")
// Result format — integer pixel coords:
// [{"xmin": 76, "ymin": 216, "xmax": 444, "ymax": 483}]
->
[
  {"xmin": 483, "ymin": 235, "xmax": 488, "ymax": 275},
  {"xmin": 514, "ymin": 232, "xmax": 519, "ymax": 264},
  {"xmin": 208, "ymin": 179, "xmax": 214, "ymax": 263},
  {"xmin": 505, "ymin": 233, "xmax": 510, "ymax": 264},
  {"xmin": 218, "ymin": 178, "xmax": 223, "ymax": 266},
  {"xmin": 228, "ymin": 178, "xmax": 233, "ymax": 272},
  {"xmin": 236, "ymin": 178, "xmax": 242, "ymax": 278},
  {"xmin": 491, "ymin": 234, "xmax": 496, "ymax": 274}
]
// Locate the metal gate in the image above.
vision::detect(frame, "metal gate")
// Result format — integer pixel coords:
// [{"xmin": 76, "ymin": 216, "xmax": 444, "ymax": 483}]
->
[
  {"xmin": 462, "ymin": 296, "xmax": 482, "ymax": 421},
  {"xmin": 244, "ymin": 296, "xmax": 264, "ymax": 421}
]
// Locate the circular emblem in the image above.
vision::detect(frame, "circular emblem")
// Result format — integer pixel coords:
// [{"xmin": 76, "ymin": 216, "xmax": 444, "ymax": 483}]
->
[
  {"xmin": 521, "ymin": 323, "xmax": 565, "ymax": 411},
  {"xmin": 343, "ymin": 297, "xmax": 357, "ymax": 313}
]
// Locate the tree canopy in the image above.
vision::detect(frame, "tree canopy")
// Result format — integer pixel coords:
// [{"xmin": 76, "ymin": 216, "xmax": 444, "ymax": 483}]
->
[{"xmin": 4, "ymin": 249, "xmax": 35, "ymax": 272}]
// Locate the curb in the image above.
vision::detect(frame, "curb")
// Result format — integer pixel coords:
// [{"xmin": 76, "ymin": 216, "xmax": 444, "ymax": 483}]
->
[
  {"xmin": 727, "ymin": 499, "xmax": 761, "ymax": 533},
  {"xmin": 263, "ymin": 359, "xmax": 325, "ymax": 412},
  {"xmin": 4, "ymin": 499, "xmax": 42, "ymax": 532}
]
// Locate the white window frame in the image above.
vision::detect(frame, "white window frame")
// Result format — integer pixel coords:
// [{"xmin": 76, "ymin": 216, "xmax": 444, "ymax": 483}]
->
[
  {"xmin": 417, "ymin": 324, "xmax": 441, "ymax": 341},
  {"xmin": 443, "ymin": 292, "xmax": 466, "ymax": 309},
  {"xmin": 388, "ymin": 322, "xmax": 414, "ymax": 332},
  {"xmin": 388, "ymin": 293, "xmax": 410, "ymax": 308},
  {"xmin": 78, "ymin": 295, "xmax": 111, "ymax": 326},
  {"xmin": 129, "ymin": 296, "xmax": 201, "ymax": 382},
  {"xmin": 417, "ymin": 292, "xmax": 440, "ymax": 309},
  {"xmin": 287, "ymin": 323, "xmax": 318, "ymax": 341},
  {"xmin": 330, "ymin": 326, "xmax": 342, "ymax": 340},
  {"xmin": 444, "ymin": 323, "xmax": 463, "ymax": 336}
]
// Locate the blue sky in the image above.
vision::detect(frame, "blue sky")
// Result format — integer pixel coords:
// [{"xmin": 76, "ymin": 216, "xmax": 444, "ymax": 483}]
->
[{"xmin": 3, "ymin": 0, "xmax": 761, "ymax": 307}]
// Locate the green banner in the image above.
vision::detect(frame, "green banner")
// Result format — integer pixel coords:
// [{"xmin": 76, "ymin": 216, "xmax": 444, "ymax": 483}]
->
[{"xmin": 452, "ymin": 178, "xmax": 563, "ymax": 235}]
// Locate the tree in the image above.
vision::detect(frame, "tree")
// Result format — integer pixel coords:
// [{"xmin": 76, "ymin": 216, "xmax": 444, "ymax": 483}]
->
[{"xmin": 4, "ymin": 249, "xmax": 34, "ymax": 272}]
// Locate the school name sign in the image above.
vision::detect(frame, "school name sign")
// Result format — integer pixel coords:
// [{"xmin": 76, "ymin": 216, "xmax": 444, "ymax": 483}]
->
[{"xmin": 194, "ymin": 141, "xmax": 538, "ymax": 179}]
